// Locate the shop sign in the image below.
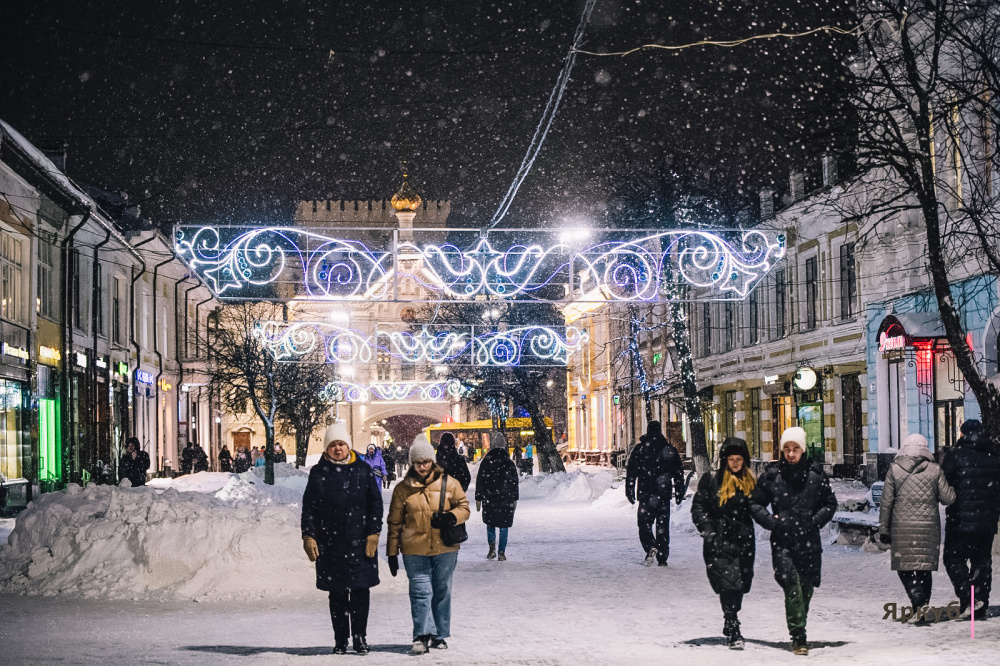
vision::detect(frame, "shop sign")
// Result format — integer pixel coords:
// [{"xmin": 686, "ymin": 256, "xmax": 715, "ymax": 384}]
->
[
  {"xmin": 39, "ymin": 345, "xmax": 61, "ymax": 363},
  {"xmin": 135, "ymin": 369, "xmax": 154, "ymax": 385},
  {"xmin": 793, "ymin": 367, "xmax": 818, "ymax": 391},
  {"xmin": 764, "ymin": 374, "xmax": 779, "ymax": 385},
  {"xmin": 95, "ymin": 357, "xmax": 108, "ymax": 370},
  {"xmin": 74, "ymin": 352, "xmax": 88, "ymax": 368},
  {"xmin": 879, "ymin": 331, "xmax": 906, "ymax": 353},
  {"xmin": 159, "ymin": 379, "xmax": 173, "ymax": 391},
  {"xmin": 2, "ymin": 342, "xmax": 29, "ymax": 361},
  {"xmin": 116, "ymin": 361, "xmax": 129, "ymax": 376}
]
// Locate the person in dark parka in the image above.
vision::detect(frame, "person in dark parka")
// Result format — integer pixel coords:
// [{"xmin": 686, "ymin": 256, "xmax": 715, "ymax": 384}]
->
[
  {"xmin": 218, "ymin": 445, "xmax": 234, "ymax": 473},
  {"xmin": 749, "ymin": 427, "xmax": 837, "ymax": 656},
  {"xmin": 941, "ymin": 419, "xmax": 1000, "ymax": 619},
  {"xmin": 180, "ymin": 441, "xmax": 197, "ymax": 475},
  {"xmin": 475, "ymin": 433, "xmax": 519, "ymax": 561},
  {"xmin": 301, "ymin": 421, "xmax": 383, "ymax": 655},
  {"xmin": 193, "ymin": 446, "xmax": 209, "ymax": 473},
  {"xmin": 692, "ymin": 438, "xmax": 757, "ymax": 649},
  {"xmin": 436, "ymin": 432, "xmax": 471, "ymax": 492},
  {"xmin": 119, "ymin": 437, "xmax": 150, "ymax": 487},
  {"xmin": 625, "ymin": 420, "xmax": 686, "ymax": 566},
  {"xmin": 233, "ymin": 447, "xmax": 252, "ymax": 473}
]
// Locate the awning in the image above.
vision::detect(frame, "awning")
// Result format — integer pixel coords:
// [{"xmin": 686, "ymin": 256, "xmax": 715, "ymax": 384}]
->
[{"xmin": 877, "ymin": 312, "xmax": 946, "ymax": 343}]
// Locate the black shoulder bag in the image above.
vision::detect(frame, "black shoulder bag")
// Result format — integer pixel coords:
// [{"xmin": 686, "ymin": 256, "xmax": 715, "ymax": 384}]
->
[{"xmin": 435, "ymin": 473, "xmax": 469, "ymax": 546}]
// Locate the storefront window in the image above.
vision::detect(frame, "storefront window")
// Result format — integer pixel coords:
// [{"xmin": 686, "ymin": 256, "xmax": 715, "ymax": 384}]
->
[
  {"xmin": 0, "ymin": 379, "xmax": 28, "ymax": 480},
  {"xmin": 746, "ymin": 389, "xmax": 762, "ymax": 459},
  {"xmin": 887, "ymin": 360, "xmax": 904, "ymax": 448},
  {"xmin": 772, "ymin": 394, "xmax": 795, "ymax": 457},
  {"xmin": 935, "ymin": 349, "xmax": 964, "ymax": 451}
]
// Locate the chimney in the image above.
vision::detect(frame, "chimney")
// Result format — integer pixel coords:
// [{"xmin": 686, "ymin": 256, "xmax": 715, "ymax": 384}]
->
[
  {"xmin": 759, "ymin": 188, "xmax": 774, "ymax": 220},
  {"xmin": 822, "ymin": 154, "xmax": 838, "ymax": 187},
  {"xmin": 789, "ymin": 171, "xmax": 805, "ymax": 203}
]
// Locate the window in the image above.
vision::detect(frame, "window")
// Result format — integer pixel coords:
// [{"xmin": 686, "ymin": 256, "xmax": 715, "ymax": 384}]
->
[
  {"xmin": 37, "ymin": 236, "xmax": 55, "ymax": 318},
  {"xmin": 774, "ymin": 269, "xmax": 786, "ymax": 338},
  {"xmin": 805, "ymin": 256, "xmax": 818, "ymax": 330},
  {"xmin": 1, "ymin": 233, "xmax": 23, "ymax": 322},
  {"xmin": 888, "ymin": 360, "xmax": 904, "ymax": 449},
  {"xmin": 724, "ymin": 302, "xmax": 735, "ymax": 351},
  {"xmin": 400, "ymin": 363, "xmax": 415, "ymax": 381},
  {"xmin": 723, "ymin": 391, "xmax": 737, "ymax": 440},
  {"xmin": 376, "ymin": 351, "xmax": 391, "ymax": 381},
  {"xmin": 112, "ymin": 277, "xmax": 123, "ymax": 345},
  {"xmin": 701, "ymin": 303, "xmax": 712, "ymax": 357},
  {"xmin": 748, "ymin": 289, "xmax": 759, "ymax": 345},
  {"xmin": 746, "ymin": 389, "xmax": 762, "ymax": 459},
  {"xmin": 840, "ymin": 243, "xmax": 857, "ymax": 319}
]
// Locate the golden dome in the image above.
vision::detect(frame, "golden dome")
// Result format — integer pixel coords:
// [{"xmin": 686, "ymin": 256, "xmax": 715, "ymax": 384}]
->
[{"xmin": 390, "ymin": 176, "xmax": 422, "ymax": 212}]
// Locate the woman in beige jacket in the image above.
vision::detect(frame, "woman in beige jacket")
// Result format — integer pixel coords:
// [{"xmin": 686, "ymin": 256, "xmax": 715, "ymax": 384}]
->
[{"xmin": 387, "ymin": 436, "xmax": 470, "ymax": 655}]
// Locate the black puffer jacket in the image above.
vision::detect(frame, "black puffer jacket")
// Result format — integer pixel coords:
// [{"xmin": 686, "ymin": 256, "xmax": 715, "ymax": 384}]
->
[
  {"xmin": 750, "ymin": 457, "xmax": 837, "ymax": 588},
  {"xmin": 625, "ymin": 424, "xmax": 685, "ymax": 502},
  {"xmin": 941, "ymin": 432, "xmax": 1000, "ymax": 534},
  {"xmin": 301, "ymin": 452, "xmax": 383, "ymax": 591},
  {"xmin": 436, "ymin": 438, "xmax": 471, "ymax": 492},
  {"xmin": 691, "ymin": 439, "xmax": 756, "ymax": 595},
  {"xmin": 475, "ymin": 448, "xmax": 519, "ymax": 528}
]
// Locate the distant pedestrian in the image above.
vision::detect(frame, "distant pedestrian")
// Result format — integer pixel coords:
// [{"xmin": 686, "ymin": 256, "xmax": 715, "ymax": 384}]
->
[
  {"xmin": 396, "ymin": 445, "xmax": 409, "ymax": 478},
  {"xmin": 750, "ymin": 427, "xmax": 837, "ymax": 656},
  {"xmin": 193, "ymin": 446, "xmax": 209, "ymax": 473},
  {"xmin": 119, "ymin": 437, "xmax": 150, "ymax": 487},
  {"xmin": 878, "ymin": 433, "xmax": 955, "ymax": 622},
  {"xmin": 364, "ymin": 444, "xmax": 389, "ymax": 487},
  {"xmin": 692, "ymin": 438, "xmax": 757, "ymax": 649},
  {"xmin": 219, "ymin": 445, "xmax": 234, "ymax": 473},
  {"xmin": 436, "ymin": 432, "xmax": 471, "ymax": 492},
  {"xmin": 387, "ymin": 436, "xmax": 470, "ymax": 654},
  {"xmin": 273, "ymin": 443, "xmax": 287, "ymax": 464},
  {"xmin": 382, "ymin": 446, "xmax": 396, "ymax": 488},
  {"xmin": 234, "ymin": 447, "xmax": 252, "ymax": 473},
  {"xmin": 180, "ymin": 441, "xmax": 197, "ymax": 475},
  {"xmin": 302, "ymin": 421, "xmax": 383, "ymax": 655},
  {"xmin": 475, "ymin": 432, "xmax": 519, "ymax": 561},
  {"xmin": 254, "ymin": 447, "xmax": 266, "ymax": 468},
  {"xmin": 941, "ymin": 419, "xmax": 1000, "ymax": 620},
  {"xmin": 625, "ymin": 421, "xmax": 685, "ymax": 566}
]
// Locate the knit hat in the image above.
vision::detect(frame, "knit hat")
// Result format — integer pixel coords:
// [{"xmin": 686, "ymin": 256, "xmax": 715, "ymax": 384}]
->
[
  {"xmin": 779, "ymin": 426, "xmax": 807, "ymax": 450},
  {"xmin": 323, "ymin": 421, "xmax": 352, "ymax": 449},
  {"xmin": 960, "ymin": 419, "xmax": 983, "ymax": 435},
  {"xmin": 409, "ymin": 434, "xmax": 435, "ymax": 463}
]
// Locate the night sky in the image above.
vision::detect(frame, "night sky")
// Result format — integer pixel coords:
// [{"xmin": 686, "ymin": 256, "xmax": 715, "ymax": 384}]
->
[{"xmin": 0, "ymin": 0, "xmax": 856, "ymax": 229}]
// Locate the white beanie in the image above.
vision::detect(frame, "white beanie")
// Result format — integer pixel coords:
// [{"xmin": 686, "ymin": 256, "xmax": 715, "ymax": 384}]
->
[
  {"xmin": 779, "ymin": 426, "xmax": 807, "ymax": 449},
  {"xmin": 409, "ymin": 433, "xmax": 435, "ymax": 463},
  {"xmin": 323, "ymin": 421, "xmax": 352, "ymax": 450}
]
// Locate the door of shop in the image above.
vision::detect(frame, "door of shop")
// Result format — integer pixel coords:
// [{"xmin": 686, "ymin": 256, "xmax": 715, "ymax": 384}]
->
[
  {"xmin": 232, "ymin": 431, "xmax": 251, "ymax": 452},
  {"xmin": 841, "ymin": 375, "xmax": 864, "ymax": 476}
]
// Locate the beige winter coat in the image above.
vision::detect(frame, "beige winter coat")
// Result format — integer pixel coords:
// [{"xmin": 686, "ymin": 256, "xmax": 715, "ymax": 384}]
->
[
  {"xmin": 879, "ymin": 440, "xmax": 956, "ymax": 571},
  {"xmin": 387, "ymin": 465, "xmax": 471, "ymax": 557}
]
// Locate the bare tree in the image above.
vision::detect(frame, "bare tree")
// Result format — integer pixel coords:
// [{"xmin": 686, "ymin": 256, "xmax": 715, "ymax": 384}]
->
[
  {"xmin": 274, "ymin": 362, "xmax": 337, "ymax": 468},
  {"xmin": 844, "ymin": 1, "xmax": 1000, "ymax": 430}
]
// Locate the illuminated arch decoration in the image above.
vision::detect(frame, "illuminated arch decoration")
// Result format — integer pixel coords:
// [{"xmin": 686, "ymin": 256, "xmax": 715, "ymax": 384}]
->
[
  {"xmin": 320, "ymin": 380, "xmax": 471, "ymax": 403},
  {"xmin": 254, "ymin": 322, "xmax": 588, "ymax": 367},
  {"xmin": 175, "ymin": 226, "xmax": 785, "ymax": 302}
]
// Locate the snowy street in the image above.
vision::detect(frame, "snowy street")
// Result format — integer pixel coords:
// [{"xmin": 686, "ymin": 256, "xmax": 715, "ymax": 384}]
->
[{"xmin": 1, "ymin": 467, "xmax": 996, "ymax": 665}]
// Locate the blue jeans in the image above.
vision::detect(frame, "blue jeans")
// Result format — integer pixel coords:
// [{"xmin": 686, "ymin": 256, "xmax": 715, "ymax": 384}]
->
[
  {"xmin": 402, "ymin": 551, "xmax": 458, "ymax": 640},
  {"xmin": 486, "ymin": 525, "xmax": 508, "ymax": 552}
]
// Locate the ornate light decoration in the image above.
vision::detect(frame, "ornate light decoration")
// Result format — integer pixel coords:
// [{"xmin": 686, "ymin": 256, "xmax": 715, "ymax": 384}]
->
[
  {"xmin": 175, "ymin": 226, "xmax": 784, "ymax": 302},
  {"xmin": 320, "ymin": 380, "xmax": 469, "ymax": 403},
  {"xmin": 254, "ymin": 322, "xmax": 588, "ymax": 366}
]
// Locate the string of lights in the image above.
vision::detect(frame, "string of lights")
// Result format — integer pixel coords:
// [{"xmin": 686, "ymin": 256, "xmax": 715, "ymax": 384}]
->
[{"xmin": 319, "ymin": 379, "xmax": 471, "ymax": 404}]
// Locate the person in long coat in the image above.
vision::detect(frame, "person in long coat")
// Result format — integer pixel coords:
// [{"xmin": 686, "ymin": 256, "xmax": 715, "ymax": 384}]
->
[
  {"xmin": 364, "ymin": 444, "xmax": 389, "ymax": 486},
  {"xmin": 233, "ymin": 447, "xmax": 252, "ymax": 473},
  {"xmin": 119, "ymin": 437, "xmax": 150, "ymax": 487},
  {"xmin": 691, "ymin": 438, "xmax": 756, "ymax": 649},
  {"xmin": 475, "ymin": 434, "xmax": 519, "ymax": 561},
  {"xmin": 387, "ymin": 438, "xmax": 470, "ymax": 655},
  {"xmin": 941, "ymin": 419, "xmax": 1000, "ymax": 619},
  {"xmin": 436, "ymin": 432, "xmax": 471, "ymax": 492},
  {"xmin": 218, "ymin": 445, "xmax": 234, "ymax": 473},
  {"xmin": 625, "ymin": 420, "xmax": 686, "ymax": 566},
  {"xmin": 878, "ymin": 433, "xmax": 955, "ymax": 621},
  {"xmin": 749, "ymin": 427, "xmax": 837, "ymax": 656},
  {"xmin": 301, "ymin": 421, "xmax": 383, "ymax": 655}
]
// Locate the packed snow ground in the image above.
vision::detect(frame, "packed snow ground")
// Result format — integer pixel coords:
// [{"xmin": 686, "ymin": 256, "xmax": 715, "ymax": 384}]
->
[{"xmin": 0, "ymin": 465, "xmax": 996, "ymax": 665}]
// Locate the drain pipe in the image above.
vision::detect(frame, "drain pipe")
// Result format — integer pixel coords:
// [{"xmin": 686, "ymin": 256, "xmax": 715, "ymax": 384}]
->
[
  {"xmin": 90, "ymin": 226, "xmax": 112, "ymax": 470},
  {"xmin": 60, "ymin": 208, "xmax": 92, "ymax": 485},
  {"xmin": 151, "ymin": 254, "xmax": 175, "ymax": 471}
]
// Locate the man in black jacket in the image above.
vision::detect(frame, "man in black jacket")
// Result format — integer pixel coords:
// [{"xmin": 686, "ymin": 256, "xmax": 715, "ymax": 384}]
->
[
  {"xmin": 750, "ymin": 427, "xmax": 837, "ymax": 656},
  {"xmin": 625, "ymin": 421, "xmax": 685, "ymax": 566},
  {"xmin": 941, "ymin": 419, "xmax": 1000, "ymax": 620}
]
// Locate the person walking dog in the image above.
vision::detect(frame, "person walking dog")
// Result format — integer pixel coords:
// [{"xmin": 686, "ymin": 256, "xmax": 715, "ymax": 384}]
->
[
  {"xmin": 750, "ymin": 427, "xmax": 837, "ymax": 656},
  {"xmin": 691, "ymin": 438, "xmax": 757, "ymax": 649},
  {"xmin": 387, "ymin": 436, "xmax": 470, "ymax": 655},
  {"xmin": 878, "ymin": 433, "xmax": 955, "ymax": 623},
  {"xmin": 301, "ymin": 422, "xmax": 383, "ymax": 655}
]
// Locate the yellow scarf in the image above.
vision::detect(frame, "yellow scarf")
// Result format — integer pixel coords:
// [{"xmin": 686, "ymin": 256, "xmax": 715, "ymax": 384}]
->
[{"xmin": 718, "ymin": 467, "xmax": 756, "ymax": 507}]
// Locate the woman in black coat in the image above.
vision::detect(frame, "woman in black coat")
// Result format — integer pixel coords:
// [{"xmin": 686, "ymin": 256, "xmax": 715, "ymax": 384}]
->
[
  {"xmin": 691, "ymin": 438, "xmax": 756, "ymax": 650},
  {"xmin": 475, "ymin": 439, "xmax": 519, "ymax": 561},
  {"xmin": 749, "ymin": 427, "xmax": 837, "ymax": 656},
  {"xmin": 218, "ymin": 445, "xmax": 234, "ymax": 473},
  {"xmin": 302, "ymin": 423, "xmax": 383, "ymax": 654},
  {"xmin": 435, "ymin": 432, "xmax": 471, "ymax": 491}
]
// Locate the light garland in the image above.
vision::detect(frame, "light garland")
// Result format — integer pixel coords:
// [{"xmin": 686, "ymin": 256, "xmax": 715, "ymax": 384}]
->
[
  {"xmin": 175, "ymin": 226, "xmax": 785, "ymax": 302},
  {"xmin": 319, "ymin": 380, "xmax": 470, "ymax": 403},
  {"xmin": 253, "ymin": 322, "xmax": 589, "ymax": 366}
]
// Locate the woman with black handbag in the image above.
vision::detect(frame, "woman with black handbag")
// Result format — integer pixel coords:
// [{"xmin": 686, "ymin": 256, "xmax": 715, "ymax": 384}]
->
[{"xmin": 386, "ymin": 436, "xmax": 470, "ymax": 655}]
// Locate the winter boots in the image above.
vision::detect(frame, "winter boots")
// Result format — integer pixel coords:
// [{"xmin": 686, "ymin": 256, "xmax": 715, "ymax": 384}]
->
[
  {"xmin": 791, "ymin": 633, "xmax": 809, "ymax": 656},
  {"xmin": 498, "ymin": 551, "xmax": 507, "ymax": 561},
  {"xmin": 352, "ymin": 635, "xmax": 369, "ymax": 654},
  {"xmin": 411, "ymin": 636, "xmax": 430, "ymax": 655},
  {"xmin": 723, "ymin": 618, "xmax": 744, "ymax": 650},
  {"xmin": 487, "ymin": 543, "xmax": 497, "ymax": 560},
  {"xmin": 645, "ymin": 547, "xmax": 659, "ymax": 566},
  {"xmin": 430, "ymin": 638, "xmax": 448, "ymax": 650}
]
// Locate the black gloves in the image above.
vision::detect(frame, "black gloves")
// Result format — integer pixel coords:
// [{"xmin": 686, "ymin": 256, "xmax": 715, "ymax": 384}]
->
[
  {"xmin": 430, "ymin": 511, "xmax": 457, "ymax": 528},
  {"xmin": 387, "ymin": 555, "xmax": 399, "ymax": 577},
  {"xmin": 879, "ymin": 532, "xmax": 891, "ymax": 545},
  {"xmin": 626, "ymin": 486, "xmax": 635, "ymax": 505}
]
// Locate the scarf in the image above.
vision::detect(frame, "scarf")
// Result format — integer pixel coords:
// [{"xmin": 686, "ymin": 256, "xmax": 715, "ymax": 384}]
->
[
  {"xmin": 718, "ymin": 467, "xmax": 756, "ymax": 507},
  {"xmin": 323, "ymin": 450, "xmax": 355, "ymax": 465}
]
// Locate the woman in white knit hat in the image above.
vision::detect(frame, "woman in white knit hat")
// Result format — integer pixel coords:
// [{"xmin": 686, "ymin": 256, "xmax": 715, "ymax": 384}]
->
[
  {"xmin": 301, "ymin": 421, "xmax": 383, "ymax": 655},
  {"xmin": 386, "ymin": 433, "xmax": 470, "ymax": 655}
]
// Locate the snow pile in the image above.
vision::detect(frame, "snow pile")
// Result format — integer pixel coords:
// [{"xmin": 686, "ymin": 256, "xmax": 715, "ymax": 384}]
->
[
  {"xmin": 517, "ymin": 469, "xmax": 616, "ymax": 502},
  {"xmin": 215, "ymin": 465, "xmax": 309, "ymax": 505},
  {"xmin": 147, "ymin": 472, "xmax": 233, "ymax": 495},
  {"xmin": 0, "ymin": 477, "xmax": 404, "ymax": 601}
]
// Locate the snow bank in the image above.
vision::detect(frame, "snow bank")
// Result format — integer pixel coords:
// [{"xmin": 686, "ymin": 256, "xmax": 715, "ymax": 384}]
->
[
  {"xmin": 0, "ymin": 468, "xmax": 405, "ymax": 601},
  {"xmin": 516, "ymin": 469, "xmax": 616, "ymax": 502},
  {"xmin": 147, "ymin": 472, "xmax": 233, "ymax": 495}
]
